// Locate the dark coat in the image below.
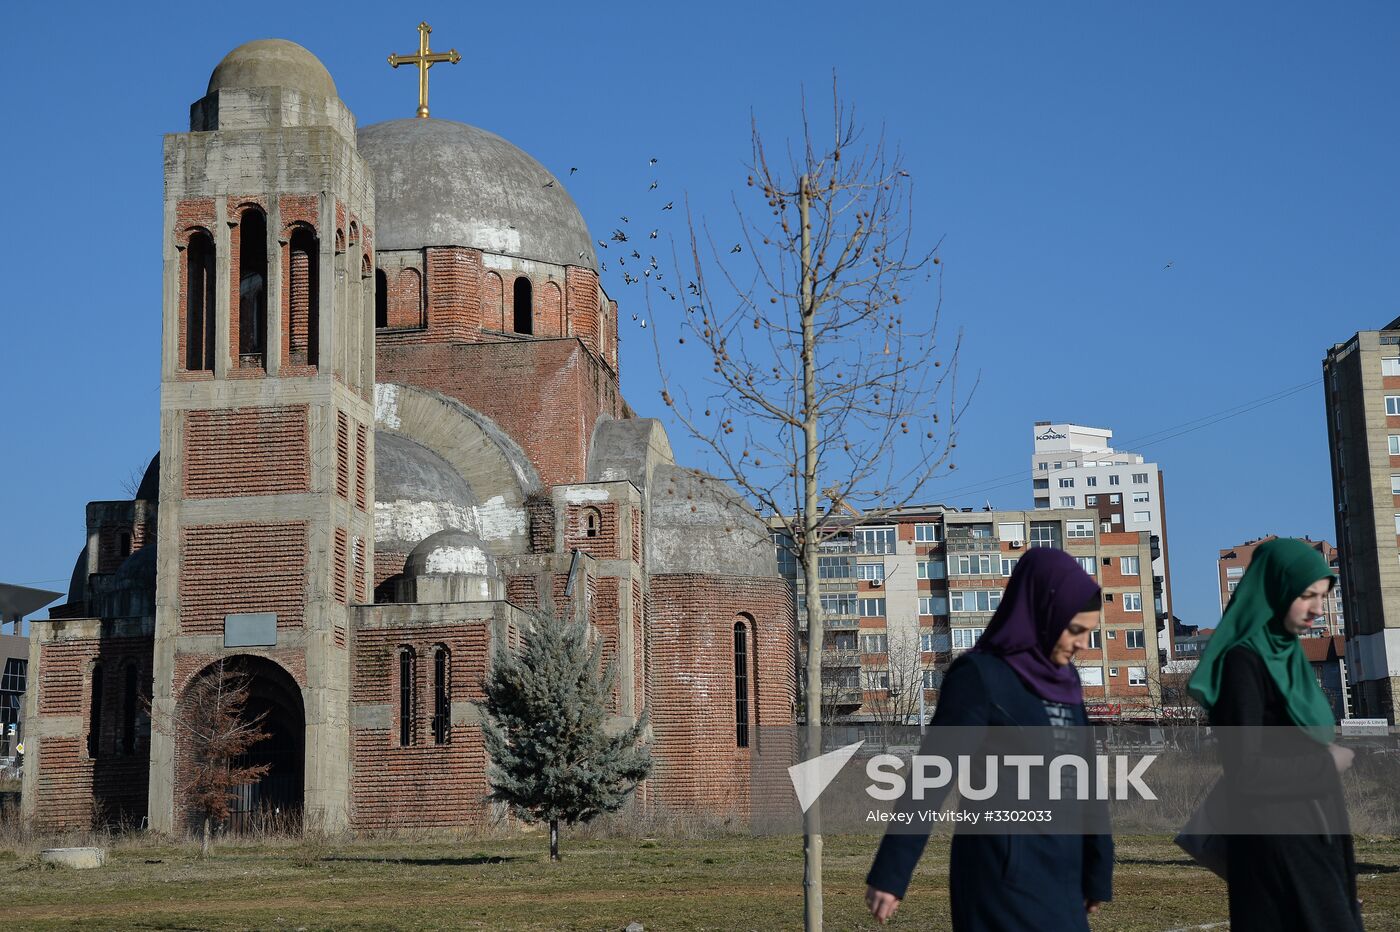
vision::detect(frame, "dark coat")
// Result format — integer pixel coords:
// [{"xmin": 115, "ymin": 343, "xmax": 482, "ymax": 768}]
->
[
  {"xmin": 1213, "ymin": 646, "xmax": 1363, "ymax": 932},
  {"xmin": 866, "ymin": 651, "xmax": 1113, "ymax": 932}
]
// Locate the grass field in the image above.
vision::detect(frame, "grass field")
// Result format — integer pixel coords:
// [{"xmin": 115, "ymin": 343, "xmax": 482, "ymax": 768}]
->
[{"xmin": 1, "ymin": 831, "xmax": 1397, "ymax": 930}]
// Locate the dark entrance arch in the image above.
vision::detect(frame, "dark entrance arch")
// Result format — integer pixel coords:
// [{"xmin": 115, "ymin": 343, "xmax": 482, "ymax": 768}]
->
[{"xmin": 179, "ymin": 655, "xmax": 305, "ymax": 834}]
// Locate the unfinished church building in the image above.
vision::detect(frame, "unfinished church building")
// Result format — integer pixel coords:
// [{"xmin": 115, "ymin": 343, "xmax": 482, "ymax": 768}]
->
[{"xmin": 22, "ymin": 39, "xmax": 795, "ymax": 833}]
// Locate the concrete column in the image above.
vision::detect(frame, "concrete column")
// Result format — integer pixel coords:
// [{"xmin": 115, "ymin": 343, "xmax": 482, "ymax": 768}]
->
[
  {"xmin": 213, "ymin": 197, "xmax": 230, "ymax": 380},
  {"xmin": 266, "ymin": 197, "xmax": 282, "ymax": 377}
]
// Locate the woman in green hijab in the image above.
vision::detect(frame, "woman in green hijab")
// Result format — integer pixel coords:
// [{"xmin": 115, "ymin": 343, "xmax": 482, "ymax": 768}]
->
[{"xmin": 1188, "ymin": 537, "xmax": 1361, "ymax": 931}]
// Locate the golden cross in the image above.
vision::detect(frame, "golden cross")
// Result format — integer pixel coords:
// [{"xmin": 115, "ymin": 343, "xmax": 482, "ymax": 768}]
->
[{"xmin": 387, "ymin": 22, "xmax": 461, "ymax": 119}]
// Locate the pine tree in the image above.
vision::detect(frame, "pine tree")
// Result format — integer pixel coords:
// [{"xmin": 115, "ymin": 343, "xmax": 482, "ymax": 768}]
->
[{"xmin": 479, "ymin": 609, "xmax": 652, "ymax": 861}]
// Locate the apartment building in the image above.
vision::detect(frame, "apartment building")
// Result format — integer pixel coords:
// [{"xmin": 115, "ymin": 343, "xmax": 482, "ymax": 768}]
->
[
  {"xmin": 777, "ymin": 505, "xmax": 1161, "ymax": 724},
  {"xmin": 1218, "ymin": 536, "xmax": 1345, "ymax": 636},
  {"xmin": 1324, "ymin": 319, "xmax": 1400, "ymax": 721},
  {"xmin": 1030, "ymin": 423, "xmax": 1176, "ymax": 658}
]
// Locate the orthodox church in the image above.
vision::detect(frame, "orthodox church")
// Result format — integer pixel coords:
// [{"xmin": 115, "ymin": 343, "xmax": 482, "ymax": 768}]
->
[{"xmin": 22, "ymin": 36, "xmax": 794, "ymax": 833}]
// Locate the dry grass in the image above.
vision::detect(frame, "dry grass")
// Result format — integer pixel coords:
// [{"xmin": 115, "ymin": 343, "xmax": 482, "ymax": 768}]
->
[{"xmin": 0, "ymin": 828, "xmax": 1396, "ymax": 930}]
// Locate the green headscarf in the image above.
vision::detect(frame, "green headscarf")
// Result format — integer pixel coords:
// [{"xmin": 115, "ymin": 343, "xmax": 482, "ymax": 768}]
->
[{"xmin": 1188, "ymin": 537, "xmax": 1337, "ymax": 743}]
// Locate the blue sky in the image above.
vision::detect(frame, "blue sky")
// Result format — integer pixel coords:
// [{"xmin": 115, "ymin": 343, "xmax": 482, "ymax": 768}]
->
[{"xmin": 3, "ymin": 2, "xmax": 1397, "ymax": 628}]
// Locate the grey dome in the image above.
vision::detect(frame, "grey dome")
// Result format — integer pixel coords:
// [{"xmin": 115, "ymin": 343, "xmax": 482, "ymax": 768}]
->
[
  {"xmin": 405, "ymin": 529, "xmax": 497, "ymax": 579},
  {"xmin": 375, "ymin": 431, "xmax": 477, "ymax": 555},
  {"xmin": 356, "ymin": 119, "xmax": 597, "ymax": 269},
  {"xmin": 136, "ymin": 453, "xmax": 160, "ymax": 501},
  {"xmin": 649, "ymin": 465, "xmax": 777, "ymax": 578},
  {"xmin": 208, "ymin": 39, "xmax": 337, "ymax": 99}
]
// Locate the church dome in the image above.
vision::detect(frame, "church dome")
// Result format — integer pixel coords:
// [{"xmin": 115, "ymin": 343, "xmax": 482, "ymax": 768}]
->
[
  {"xmin": 375, "ymin": 431, "xmax": 477, "ymax": 555},
  {"xmin": 207, "ymin": 39, "xmax": 337, "ymax": 99},
  {"xmin": 357, "ymin": 119, "xmax": 597, "ymax": 269},
  {"xmin": 404, "ymin": 528, "xmax": 497, "ymax": 579}
]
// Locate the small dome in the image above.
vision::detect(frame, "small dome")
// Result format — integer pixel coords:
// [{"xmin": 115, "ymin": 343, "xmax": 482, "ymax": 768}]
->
[
  {"xmin": 375, "ymin": 431, "xmax": 477, "ymax": 555},
  {"xmin": 111, "ymin": 544, "xmax": 158, "ymax": 590},
  {"xmin": 357, "ymin": 119, "xmax": 597, "ymax": 269},
  {"xmin": 649, "ymin": 465, "xmax": 777, "ymax": 577},
  {"xmin": 207, "ymin": 39, "xmax": 337, "ymax": 99},
  {"xmin": 135, "ymin": 452, "xmax": 160, "ymax": 501},
  {"xmin": 405, "ymin": 529, "xmax": 497, "ymax": 579}
]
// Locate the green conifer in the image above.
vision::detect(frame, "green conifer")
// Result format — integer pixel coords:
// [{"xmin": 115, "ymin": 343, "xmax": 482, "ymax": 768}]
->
[{"xmin": 479, "ymin": 609, "xmax": 651, "ymax": 860}]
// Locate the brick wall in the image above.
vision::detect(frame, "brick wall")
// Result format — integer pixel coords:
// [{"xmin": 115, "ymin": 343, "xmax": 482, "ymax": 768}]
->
[
  {"xmin": 336, "ymin": 411, "xmax": 350, "ymax": 500},
  {"xmin": 566, "ymin": 503, "xmax": 619, "ymax": 559},
  {"xmin": 185, "ymin": 406, "xmax": 310, "ymax": 498},
  {"xmin": 350, "ymin": 625, "xmax": 493, "ymax": 828},
  {"xmin": 506, "ymin": 574, "xmax": 539, "ymax": 609},
  {"xmin": 377, "ymin": 340, "xmax": 621, "ymax": 487},
  {"xmin": 179, "ymin": 523, "xmax": 307, "ymax": 633},
  {"xmin": 646, "ymin": 574, "xmax": 796, "ymax": 814},
  {"xmin": 564, "ymin": 267, "xmax": 600, "ymax": 356}
]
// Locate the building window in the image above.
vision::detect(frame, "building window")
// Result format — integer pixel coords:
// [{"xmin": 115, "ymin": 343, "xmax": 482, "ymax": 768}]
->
[
  {"xmin": 953, "ymin": 553, "xmax": 995, "ymax": 576},
  {"xmin": 1132, "ymin": 473, "xmax": 1149, "ymax": 484},
  {"xmin": 734, "ymin": 622, "xmax": 749, "ymax": 747},
  {"xmin": 1085, "ymin": 476, "xmax": 1098, "ymax": 487},
  {"xmin": 855, "ymin": 527, "xmax": 897, "ymax": 554},
  {"xmin": 917, "ymin": 560, "xmax": 946, "ymax": 580},
  {"xmin": 1390, "ymin": 436, "xmax": 1400, "ymax": 455},
  {"xmin": 184, "ymin": 231, "xmax": 216, "ymax": 371},
  {"xmin": 922, "ymin": 669, "xmax": 943, "ymax": 690},
  {"xmin": 1088, "ymin": 630, "xmax": 1102, "ymax": 649},
  {"xmin": 1053, "ymin": 461, "xmax": 1062, "ymax": 469},
  {"xmin": 236, "ymin": 207, "xmax": 268, "ymax": 367},
  {"xmin": 1037, "ymin": 462, "xmax": 1049, "ymax": 471},
  {"xmin": 817, "ymin": 556, "xmax": 853, "ymax": 579},
  {"xmin": 1000, "ymin": 557, "xmax": 1018, "ymax": 577},
  {"xmin": 914, "ymin": 523, "xmax": 942, "ymax": 542},
  {"xmin": 582, "ymin": 507, "xmax": 601, "ymax": 538},
  {"xmin": 920, "ymin": 631, "xmax": 950, "ymax": 652},
  {"xmin": 1128, "ymin": 666, "xmax": 1147, "ymax": 687},
  {"xmin": 919, "ymin": 595, "xmax": 948, "ymax": 616},
  {"xmin": 865, "ymin": 670, "xmax": 890, "ymax": 691},
  {"xmin": 1388, "ymin": 396, "xmax": 1400, "ymax": 416},
  {"xmin": 856, "ymin": 562, "xmax": 886, "ymax": 582},
  {"xmin": 1059, "ymin": 496, "xmax": 1076, "ymax": 507},
  {"xmin": 998, "ymin": 522, "xmax": 1025, "ymax": 541},
  {"xmin": 1078, "ymin": 665, "xmax": 1104, "ymax": 686},
  {"xmin": 1391, "ymin": 476, "xmax": 1400, "ymax": 495},
  {"xmin": 1123, "ymin": 592, "xmax": 1143, "ymax": 612},
  {"xmin": 1226, "ymin": 566, "xmax": 1244, "ymax": 578},
  {"xmin": 859, "ymin": 597, "xmax": 887, "ymax": 617},
  {"xmin": 431, "ymin": 645, "xmax": 451, "ymax": 745},
  {"xmin": 1029, "ymin": 522, "xmax": 1061, "ymax": 549},
  {"xmin": 1120, "ymin": 556, "xmax": 1141, "ymax": 575},
  {"xmin": 1072, "ymin": 556, "xmax": 1095, "ymax": 576},
  {"xmin": 1126, "ymin": 629, "xmax": 1145, "ymax": 650},
  {"xmin": 951, "ymin": 590, "xmax": 1001, "ymax": 613},
  {"xmin": 122, "ymin": 663, "xmax": 139, "ymax": 755},
  {"xmin": 514, "ymin": 277, "xmax": 534, "ymax": 334},
  {"xmin": 1131, "ymin": 511, "xmax": 1151, "ymax": 524},
  {"xmin": 375, "ymin": 269, "xmax": 388, "ymax": 327},
  {"xmin": 87, "ymin": 664, "xmax": 103, "ymax": 759},
  {"xmin": 1131, "ymin": 492, "xmax": 1150, "ymax": 503},
  {"xmin": 820, "ymin": 594, "xmax": 859, "ymax": 616},
  {"xmin": 1384, "ymin": 358, "xmax": 1400, "ymax": 376},
  {"xmin": 1067, "ymin": 520, "xmax": 1094, "ymax": 539},
  {"xmin": 1109, "ymin": 475, "xmax": 1121, "ymax": 486},
  {"xmin": 287, "ymin": 226, "xmax": 320, "ymax": 366},
  {"xmin": 861, "ymin": 633, "xmax": 889, "ymax": 654},
  {"xmin": 1085, "ymin": 495, "xmax": 1098, "ymax": 505},
  {"xmin": 398, "ymin": 647, "xmax": 417, "ymax": 747},
  {"xmin": 1059, "ymin": 478, "xmax": 1075, "ymax": 488},
  {"xmin": 1109, "ymin": 667, "xmax": 1119, "ymax": 677},
  {"xmin": 952, "ymin": 627, "xmax": 985, "ymax": 650}
]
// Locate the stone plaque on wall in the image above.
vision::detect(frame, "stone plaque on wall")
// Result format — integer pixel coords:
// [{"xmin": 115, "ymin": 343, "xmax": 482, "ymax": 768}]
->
[{"xmin": 224, "ymin": 612, "xmax": 277, "ymax": 647}]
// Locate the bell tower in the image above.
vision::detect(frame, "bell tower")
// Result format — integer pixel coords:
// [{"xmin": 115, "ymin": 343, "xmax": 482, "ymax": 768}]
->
[{"xmin": 147, "ymin": 39, "xmax": 375, "ymax": 833}]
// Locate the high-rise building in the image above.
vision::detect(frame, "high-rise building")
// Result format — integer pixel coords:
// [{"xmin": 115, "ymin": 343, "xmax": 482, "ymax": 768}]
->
[
  {"xmin": 777, "ymin": 505, "xmax": 1162, "ymax": 724},
  {"xmin": 1031, "ymin": 423, "xmax": 1175, "ymax": 657},
  {"xmin": 1324, "ymin": 319, "xmax": 1400, "ymax": 721},
  {"xmin": 1217, "ymin": 536, "xmax": 1344, "ymax": 636}
]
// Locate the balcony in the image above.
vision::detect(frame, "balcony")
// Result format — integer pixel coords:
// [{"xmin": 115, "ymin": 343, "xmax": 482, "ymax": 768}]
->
[{"xmin": 946, "ymin": 534, "xmax": 1000, "ymax": 554}]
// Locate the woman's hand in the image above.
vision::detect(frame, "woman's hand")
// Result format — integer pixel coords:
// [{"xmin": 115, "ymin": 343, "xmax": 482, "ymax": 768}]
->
[
  {"xmin": 1085, "ymin": 899, "xmax": 1104, "ymax": 915},
  {"xmin": 1328, "ymin": 744, "xmax": 1355, "ymax": 774},
  {"xmin": 866, "ymin": 885, "xmax": 900, "ymax": 924}
]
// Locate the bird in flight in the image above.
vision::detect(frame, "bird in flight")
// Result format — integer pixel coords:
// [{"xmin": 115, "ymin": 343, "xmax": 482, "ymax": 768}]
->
[
  {"xmin": 649, "ymin": 157, "xmax": 658, "ymax": 166},
  {"xmin": 569, "ymin": 167, "xmax": 579, "ymax": 175},
  {"xmin": 543, "ymin": 180, "xmax": 555, "ymax": 188},
  {"xmin": 662, "ymin": 202, "xmax": 674, "ymax": 211},
  {"xmin": 612, "ymin": 229, "xmax": 629, "ymax": 243},
  {"xmin": 649, "ymin": 181, "xmax": 659, "ymax": 190},
  {"xmin": 731, "ymin": 244, "xmax": 743, "ymax": 254},
  {"xmin": 1163, "ymin": 261, "xmax": 1174, "ymax": 271}
]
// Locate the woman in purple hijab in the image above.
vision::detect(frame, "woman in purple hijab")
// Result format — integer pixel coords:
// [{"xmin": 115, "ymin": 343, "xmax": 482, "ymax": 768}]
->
[{"xmin": 865, "ymin": 547, "xmax": 1113, "ymax": 930}]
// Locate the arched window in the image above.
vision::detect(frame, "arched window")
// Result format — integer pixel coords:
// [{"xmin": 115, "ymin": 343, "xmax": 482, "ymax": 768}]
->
[
  {"xmin": 288, "ymin": 226, "xmax": 319, "ymax": 367},
  {"xmin": 375, "ymin": 269, "xmax": 388, "ymax": 329},
  {"xmin": 88, "ymin": 664, "xmax": 103, "ymax": 759},
  {"xmin": 185, "ymin": 231, "xmax": 216, "ymax": 371},
  {"xmin": 398, "ymin": 646, "xmax": 417, "ymax": 747},
  {"xmin": 431, "ymin": 645, "xmax": 451, "ymax": 745},
  {"xmin": 583, "ymin": 507, "xmax": 601, "ymax": 539},
  {"xmin": 121, "ymin": 662, "xmax": 139, "ymax": 755},
  {"xmin": 237, "ymin": 208, "xmax": 268, "ymax": 367},
  {"xmin": 513, "ymin": 277, "xmax": 533, "ymax": 335},
  {"xmin": 734, "ymin": 622, "xmax": 749, "ymax": 748}
]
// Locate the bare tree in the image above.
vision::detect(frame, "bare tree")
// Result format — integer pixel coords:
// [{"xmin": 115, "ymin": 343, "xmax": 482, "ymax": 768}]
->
[
  {"xmin": 651, "ymin": 79, "xmax": 967, "ymax": 928},
  {"xmin": 150, "ymin": 660, "xmax": 270, "ymax": 856},
  {"xmin": 862, "ymin": 633, "xmax": 942, "ymax": 733}
]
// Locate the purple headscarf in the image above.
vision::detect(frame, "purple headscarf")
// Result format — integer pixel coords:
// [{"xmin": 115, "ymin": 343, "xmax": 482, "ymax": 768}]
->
[{"xmin": 970, "ymin": 546, "xmax": 1100, "ymax": 704}]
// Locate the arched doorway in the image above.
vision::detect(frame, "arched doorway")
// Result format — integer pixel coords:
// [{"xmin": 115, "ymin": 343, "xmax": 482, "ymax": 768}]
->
[{"xmin": 178, "ymin": 655, "xmax": 305, "ymax": 834}]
